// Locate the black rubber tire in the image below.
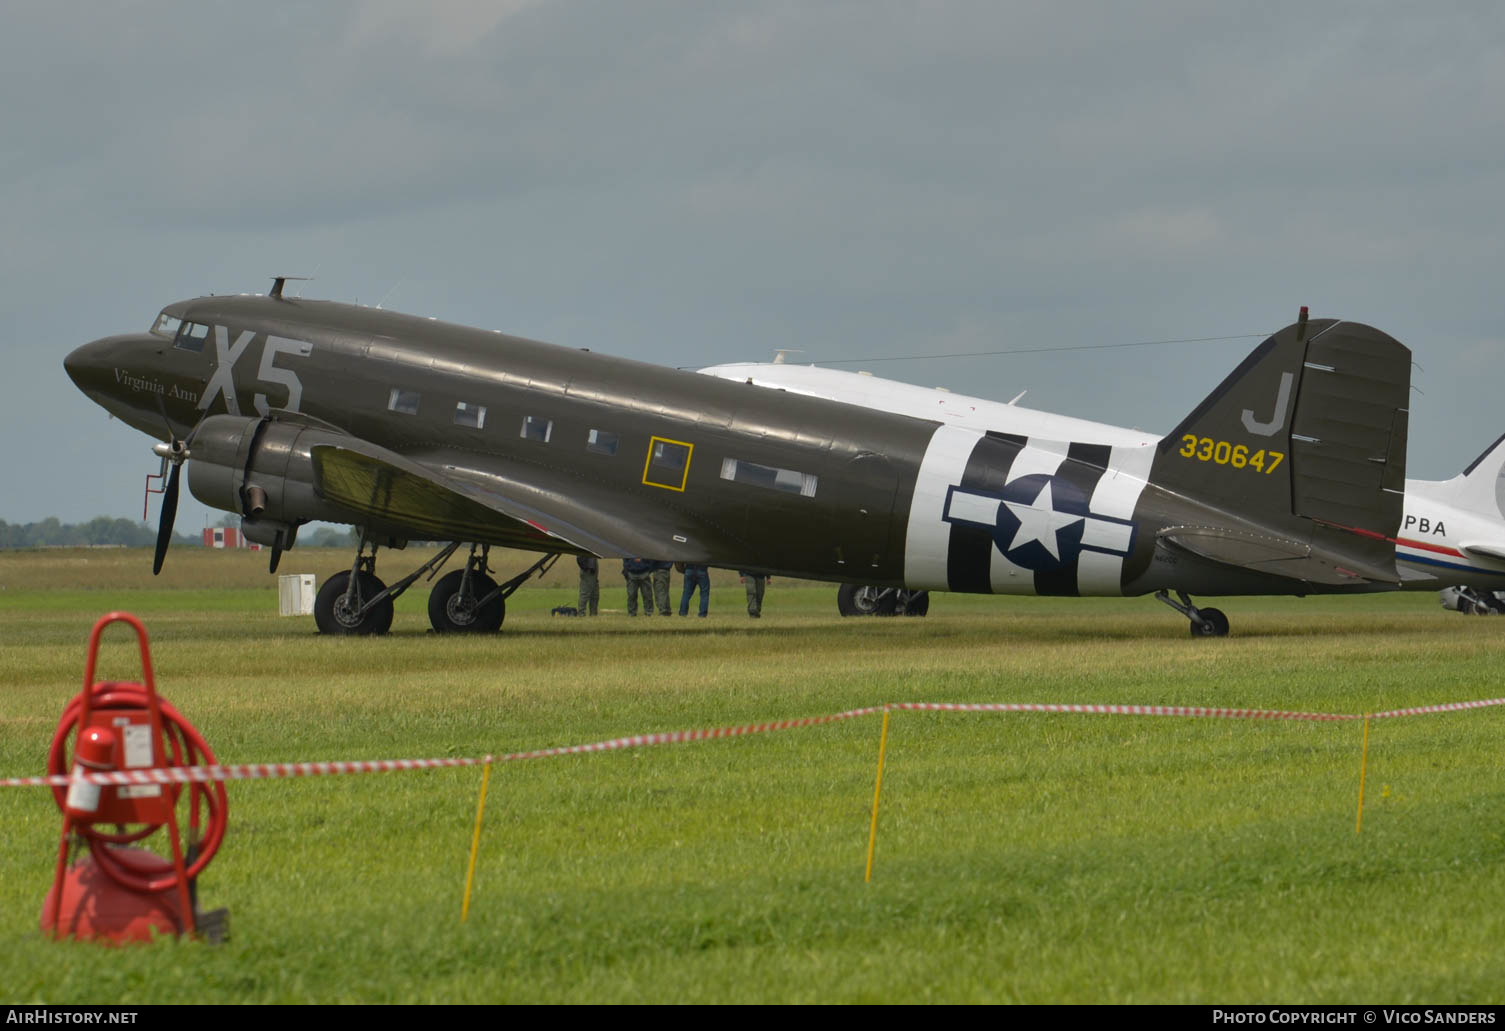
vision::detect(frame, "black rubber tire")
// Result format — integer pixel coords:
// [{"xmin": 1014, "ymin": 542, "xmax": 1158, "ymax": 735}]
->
[
  {"xmin": 902, "ymin": 591, "xmax": 930, "ymax": 617},
  {"xmin": 315, "ymin": 571, "xmax": 394, "ymax": 636},
  {"xmin": 428, "ymin": 569, "xmax": 505, "ymax": 632},
  {"xmin": 1190, "ymin": 607, "xmax": 1230, "ymax": 637},
  {"xmin": 837, "ymin": 584, "xmax": 897, "ymax": 617}
]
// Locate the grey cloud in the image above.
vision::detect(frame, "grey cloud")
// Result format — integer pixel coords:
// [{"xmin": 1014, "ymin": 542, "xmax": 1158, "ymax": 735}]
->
[{"xmin": 3, "ymin": 1, "xmax": 1503, "ymax": 526}]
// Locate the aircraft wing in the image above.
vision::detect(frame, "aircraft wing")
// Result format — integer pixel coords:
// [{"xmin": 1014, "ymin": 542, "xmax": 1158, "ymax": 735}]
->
[{"xmin": 310, "ymin": 440, "xmax": 727, "ymax": 560}]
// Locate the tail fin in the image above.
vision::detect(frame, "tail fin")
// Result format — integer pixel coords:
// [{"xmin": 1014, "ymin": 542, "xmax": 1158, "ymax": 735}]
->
[
  {"xmin": 1424, "ymin": 432, "xmax": 1505, "ymax": 520},
  {"xmin": 1152, "ymin": 313, "xmax": 1411, "ymax": 541}
]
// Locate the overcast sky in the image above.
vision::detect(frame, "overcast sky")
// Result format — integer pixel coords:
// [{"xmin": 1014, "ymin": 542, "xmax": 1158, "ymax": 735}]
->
[{"xmin": 5, "ymin": 1, "xmax": 1502, "ymax": 530}]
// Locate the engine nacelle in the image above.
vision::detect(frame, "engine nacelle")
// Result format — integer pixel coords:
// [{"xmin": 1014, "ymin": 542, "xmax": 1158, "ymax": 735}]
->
[{"xmin": 187, "ymin": 415, "xmax": 359, "ymax": 543}]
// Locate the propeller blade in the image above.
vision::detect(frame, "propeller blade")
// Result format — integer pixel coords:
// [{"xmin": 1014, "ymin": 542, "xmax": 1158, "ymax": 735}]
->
[
  {"xmin": 268, "ymin": 544, "xmax": 282, "ymax": 575},
  {"xmin": 152, "ymin": 462, "xmax": 181, "ymax": 575}
]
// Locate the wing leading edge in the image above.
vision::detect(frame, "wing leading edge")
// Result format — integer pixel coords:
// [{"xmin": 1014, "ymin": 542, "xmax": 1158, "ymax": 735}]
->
[{"xmin": 310, "ymin": 440, "xmax": 737, "ymax": 561}]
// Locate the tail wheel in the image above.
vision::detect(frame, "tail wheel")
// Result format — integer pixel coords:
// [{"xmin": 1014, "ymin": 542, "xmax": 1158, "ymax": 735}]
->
[
  {"xmin": 315, "ymin": 571, "xmax": 394, "ymax": 636},
  {"xmin": 1190, "ymin": 607, "xmax": 1230, "ymax": 637},
  {"xmin": 428, "ymin": 569, "xmax": 504, "ymax": 632}
]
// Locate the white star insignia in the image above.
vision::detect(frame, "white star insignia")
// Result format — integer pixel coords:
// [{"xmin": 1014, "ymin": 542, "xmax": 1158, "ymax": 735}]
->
[{"xmin": 1000, "ymin": 482, "xmax": 1085, "ymax": 560}]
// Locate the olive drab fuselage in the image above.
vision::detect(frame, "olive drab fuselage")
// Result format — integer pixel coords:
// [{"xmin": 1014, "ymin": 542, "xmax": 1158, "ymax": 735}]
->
[{"xmin": 68, "ymin": 294, "xmax": 1481, "ymax": 607}]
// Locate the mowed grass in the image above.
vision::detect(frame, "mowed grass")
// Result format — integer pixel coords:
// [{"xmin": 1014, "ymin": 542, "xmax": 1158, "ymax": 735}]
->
[{"xmin": 1, "ymin": 549, "xmax": 1503, "ymax": 1003}]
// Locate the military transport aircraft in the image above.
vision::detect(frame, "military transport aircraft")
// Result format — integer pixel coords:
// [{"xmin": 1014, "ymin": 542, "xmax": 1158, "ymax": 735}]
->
[
  {"xmin": 63, "ymin": 280, "xmax": 1462, "ymax": 637},
  {"xmin": 701, "ymin": 348, "xmax": 1505, "ymax": 622}
]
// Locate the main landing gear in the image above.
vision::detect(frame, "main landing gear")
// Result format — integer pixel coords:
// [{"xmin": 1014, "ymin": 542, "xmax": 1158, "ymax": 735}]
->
[
  {"xmin": 1155, "ymin": 589, "xmax": 1230, "ymax": 637},
  {"xmin": 837, "ymin": 584, "xmax": 930, "ymax": 617},
  {"xmin": 312, "ymin": 535, "xmax": 560, "ymax": 636}
]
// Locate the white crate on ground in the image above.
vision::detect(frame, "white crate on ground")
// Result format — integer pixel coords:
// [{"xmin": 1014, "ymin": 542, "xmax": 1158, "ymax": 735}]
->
[{"xmin": 278, "ymin": 574, "xmax": 317, "ymax": 616}]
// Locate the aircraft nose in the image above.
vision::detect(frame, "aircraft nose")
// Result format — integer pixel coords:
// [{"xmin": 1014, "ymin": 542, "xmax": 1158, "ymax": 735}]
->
[
  {"xmin": 64, "ymin": 337, "xmax": 109, "ymax": 391},
  {"xmin": 64, "ymin": 333, "xmax": 154, "ymax": 392}
]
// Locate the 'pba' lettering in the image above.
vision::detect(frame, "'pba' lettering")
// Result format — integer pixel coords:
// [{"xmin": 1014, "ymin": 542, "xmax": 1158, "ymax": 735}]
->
[{"xmin": 1402, "ymin": 514, "xmax": 1446, "ymax": 536}]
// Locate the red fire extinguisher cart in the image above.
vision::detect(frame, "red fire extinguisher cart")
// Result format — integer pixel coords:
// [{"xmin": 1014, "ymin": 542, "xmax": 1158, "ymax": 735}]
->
[{"xmin": 41, "ymin": 612, "xmax": 228, "ymax": 944}]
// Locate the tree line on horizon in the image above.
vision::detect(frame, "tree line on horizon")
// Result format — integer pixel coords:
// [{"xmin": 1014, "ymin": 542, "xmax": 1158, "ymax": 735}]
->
[{"xmin": 0, "ymin": 517, "xmax": 357, "ymax": 550}]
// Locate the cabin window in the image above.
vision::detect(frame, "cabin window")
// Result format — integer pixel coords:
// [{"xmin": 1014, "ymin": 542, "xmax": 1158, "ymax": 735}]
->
[
  {"xmin": 520, "ymin": 416, "xmax": 552, "ymax": 443},
  {"xmin": 151, "ymin": 313, "xmax": 182, "ymax": 340},
  {"xmin": 643, "ymin": 437, "xmax": 693, "ymax": 491},
  {"xmin": 720, "ymin": 458, "xmax": 818, "ymax": 498},
  {"xmin": 173, "ymin": 321, "xmax": 210, "ymax": 353},
  {"xmin": 587, "ymin": 429, "xmax": 618, "ymax": 456},
  {"xmin": 454, "ymin": 402, "xmax": 486, "ymax": 429},
  {"xmin": 388, "ymin": 388, "xmax": 421, "ymax": 415}
]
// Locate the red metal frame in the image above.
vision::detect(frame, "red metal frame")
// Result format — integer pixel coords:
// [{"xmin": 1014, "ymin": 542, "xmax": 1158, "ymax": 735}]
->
[{"xmin": 48, "ymin": 612, "xmax": 196, "ymax": 938}]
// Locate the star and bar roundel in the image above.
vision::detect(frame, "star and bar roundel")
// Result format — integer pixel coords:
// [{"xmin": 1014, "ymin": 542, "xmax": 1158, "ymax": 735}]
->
[
  {"xmin": 943, "ymin": 472, "xmax": 1136, "ymax": 572},
  {"xmin": 905, "ymin": 426, "xmax": 1150, "ymax": 597}
]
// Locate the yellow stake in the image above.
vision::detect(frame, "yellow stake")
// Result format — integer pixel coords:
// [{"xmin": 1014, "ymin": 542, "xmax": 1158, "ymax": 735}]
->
[
  {"xmin": 462, "ymin": 759, "xmax": 493, "ymax": 922},
  {"xmin": 1355, "ymin": 717, "xmax": 1370, "ymax": 835},
  {"xmin": 864, "ymin": 707, "xmax": 892, "ymax": 883}
]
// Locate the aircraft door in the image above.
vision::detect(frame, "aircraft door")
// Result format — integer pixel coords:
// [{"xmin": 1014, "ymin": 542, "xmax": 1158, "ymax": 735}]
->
[{"xmin": 827, "ymin": 451, "xmax": 900, "ymax": 577}]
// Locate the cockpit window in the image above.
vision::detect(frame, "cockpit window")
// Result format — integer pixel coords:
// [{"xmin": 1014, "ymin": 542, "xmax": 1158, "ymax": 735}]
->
[
  {"xmin": 150, "ymin": 313, "xmax": 181, "ymax": 339},
  {"xmin": 173, "ymin": 321, "xmax": 211, "ymax": 353}
]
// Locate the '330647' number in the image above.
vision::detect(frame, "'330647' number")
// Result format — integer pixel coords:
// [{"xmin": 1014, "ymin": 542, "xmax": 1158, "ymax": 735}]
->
[{"xmin": 1178, "ymin": 435, "xmax": 1284, "ymax": 474}]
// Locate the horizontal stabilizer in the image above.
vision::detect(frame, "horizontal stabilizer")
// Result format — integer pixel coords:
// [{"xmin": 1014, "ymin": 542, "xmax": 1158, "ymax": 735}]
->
[
  {"xmin": 1158, "ymin": 524, "xmax": 1401, "ymax": 586},
  {"xmin": 1458, "ymin": 541, "xmax": 1505, "ymax": 563}
]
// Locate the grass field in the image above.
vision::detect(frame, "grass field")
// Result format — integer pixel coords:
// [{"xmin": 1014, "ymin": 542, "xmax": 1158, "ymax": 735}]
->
[{"xmin": 2, "ymin": 548, "xmax": 1503, "ymax": 1004}]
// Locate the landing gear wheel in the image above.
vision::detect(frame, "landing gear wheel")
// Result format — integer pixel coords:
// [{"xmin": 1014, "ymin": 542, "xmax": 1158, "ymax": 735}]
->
[
  {"xmin": 1190, "ymin": 607, "xmax": 1230, "ymax": 637},
  {"xmin": 837, "ymin": 584, "xmax": 896, "ymax": 616},
  {"xmin": 837, "ymin": 583, "xmax": 868, "ymax": 616},
  {"xmin": 315, "ymin": 570, "xmax": 394, "ymax": 636},
  {"xmin": 428, "ymin": 570, "xmax": 504, "ymax": 632},
  {"xmin": 902, "ymin": 591, "xmax": 930, "ymax": 616}
]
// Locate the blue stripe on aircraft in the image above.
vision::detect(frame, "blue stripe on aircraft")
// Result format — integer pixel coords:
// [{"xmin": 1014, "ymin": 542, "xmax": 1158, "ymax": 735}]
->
[{"xmin": 1396, "ymin": 550, "xmax": 1487, "ymax": 575}]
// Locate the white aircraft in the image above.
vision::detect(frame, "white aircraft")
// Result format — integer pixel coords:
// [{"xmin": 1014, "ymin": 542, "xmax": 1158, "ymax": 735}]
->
[{"xmin": 700, "ymin": 350, "xmax": 1505, "ymax": 620}]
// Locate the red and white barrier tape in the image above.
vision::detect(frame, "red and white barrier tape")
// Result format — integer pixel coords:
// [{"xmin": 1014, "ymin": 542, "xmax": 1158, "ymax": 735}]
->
[
  {"xmin": 1369, "ymin": 697, "xmax": 1505, "ymax": 719},
  {"xmin": 891, "ymin": 702, "xmax": 1357, "ymax": 721},
  {"xmin": 3, "ymin": 697, "xmax": 1501, "ymax": 789},
  {"xmin": 488, "ymin": 704, "xmax": 882, "ymax": 763},
  {"xmin": 0, "ymin": 706, "xmax": 883, "ymax": 787}
]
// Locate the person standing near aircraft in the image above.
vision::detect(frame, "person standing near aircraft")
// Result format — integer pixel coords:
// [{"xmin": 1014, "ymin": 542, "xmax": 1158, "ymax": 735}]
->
[
  {"xmin": 740, "ymin": 571, "xmax": 767, "ymax": 618},
  {"xmin": 651, "ymin": 560, "xmax": 674, "ymax": 616},
  {"xmin": 622, "ymin": 558, "xmax": 655, "ymax": 616},
  {"xmin": 679, "ymin": 563, "xmax": 710, "ymax": 617},
  {"xmin": 576, "ymin": 555, "xmax": 599, "ymax": 616}
]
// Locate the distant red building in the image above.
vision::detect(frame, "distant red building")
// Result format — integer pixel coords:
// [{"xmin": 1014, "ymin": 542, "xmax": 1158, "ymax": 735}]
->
[{"xmin": 202, "ymin": 527, "xmax": 261, "ymax": 550}]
